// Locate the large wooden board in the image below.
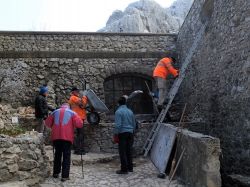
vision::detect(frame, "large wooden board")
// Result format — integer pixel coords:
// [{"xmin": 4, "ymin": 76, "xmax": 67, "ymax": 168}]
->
[{"xmin": 150, "ymin": 123, "xmax": 177, "ymax": 173}]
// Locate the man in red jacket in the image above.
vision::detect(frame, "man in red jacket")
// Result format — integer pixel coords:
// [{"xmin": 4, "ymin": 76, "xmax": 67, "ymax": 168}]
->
[{"xmin": 45, "ymin": 103, "xmax": 83, "ymax": 182}]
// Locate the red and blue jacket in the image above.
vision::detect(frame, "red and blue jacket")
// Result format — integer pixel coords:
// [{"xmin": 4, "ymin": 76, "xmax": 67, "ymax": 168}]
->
[{"xmin": 45, "ymin": 104, "xmax": 83, "ymax": 144}]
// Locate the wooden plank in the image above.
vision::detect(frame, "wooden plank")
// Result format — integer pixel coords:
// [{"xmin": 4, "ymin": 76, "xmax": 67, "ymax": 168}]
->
[{"xmin": 150, "ymin": 123, "xmax": 177, "ymax": 173}]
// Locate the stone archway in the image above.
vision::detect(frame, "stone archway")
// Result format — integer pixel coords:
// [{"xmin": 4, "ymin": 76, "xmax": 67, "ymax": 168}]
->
[{"xmin": 103, "ymin": 73, "xmax": 154, "ymax": 114}]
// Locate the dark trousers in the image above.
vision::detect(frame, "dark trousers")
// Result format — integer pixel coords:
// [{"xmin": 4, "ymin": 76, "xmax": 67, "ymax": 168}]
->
[
  {"xmin": 118, "ymin": 132, "xmax": 134, "ymax": 171},
  {"xmin": 53, "ymin": 140, "xmax": 72, "ymax": 178},
  {"xmin": 74, "ymin": 127, "xmax": 85, "ymax": 153}
]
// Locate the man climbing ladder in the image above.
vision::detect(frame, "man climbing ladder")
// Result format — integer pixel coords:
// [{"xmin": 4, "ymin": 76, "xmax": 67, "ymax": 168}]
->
[{"xmin": 153, "ymin": 56, "xmax": 179, "ymax": 111}]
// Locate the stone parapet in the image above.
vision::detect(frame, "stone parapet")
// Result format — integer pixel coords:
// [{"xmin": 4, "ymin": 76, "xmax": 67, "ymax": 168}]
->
[{"xmin": 0, "ymin": 32, "xmax": 176, "ymax": 54}]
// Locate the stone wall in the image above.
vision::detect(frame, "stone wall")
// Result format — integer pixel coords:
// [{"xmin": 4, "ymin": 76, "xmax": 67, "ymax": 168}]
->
[
  {"xmin": 0, "ymin": 103, "xmax": 152, "ymax": 155},
  {"xmin": 0, "ymin": 32, "xmax": 176, "ymax": 53},
  {"xmin": 0, "ymin": 32, "xmax": 177, "ymax": 107},
  {"xmin": 0, "ymin": 104, "xmax": 35, "ymax": 132},
  {"xmin": 177, "ymin": 0, "xmax": 250, "ymax": 177},
  {"xmin": 84, "ymin": 122, "xmax": 152, "ymax": 155},
  {"xmin": 0, "ymin": 132, "xmax": 49, "ymax": 186}
]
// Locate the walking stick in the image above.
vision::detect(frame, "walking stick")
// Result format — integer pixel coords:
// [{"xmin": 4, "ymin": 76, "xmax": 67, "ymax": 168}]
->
[
  {"xmin": 52, "ymin": 144, "xmax": 55, "ymax": 159},
  {"xmin": 81, "ymin": 151, "xmax": 84, "ymax": 178},
  {"xmin": 80, "ymin": 135, "xmax": 84, "ymax": 178}
]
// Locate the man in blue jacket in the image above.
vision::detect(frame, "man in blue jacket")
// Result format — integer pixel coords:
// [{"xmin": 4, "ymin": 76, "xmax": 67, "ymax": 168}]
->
[{"xmin": 114, "ymin": 96, "xmax": 136, "ymax": 174}]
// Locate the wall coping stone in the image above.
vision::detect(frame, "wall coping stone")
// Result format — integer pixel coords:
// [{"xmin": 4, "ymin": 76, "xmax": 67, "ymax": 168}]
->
[
  {"xmin": 0, "ymin": 31, "xmax": 177, "ymax": 37},
  {"xmin": 0, "ymin": 51, "xmax": 174, "ymax": 59}
]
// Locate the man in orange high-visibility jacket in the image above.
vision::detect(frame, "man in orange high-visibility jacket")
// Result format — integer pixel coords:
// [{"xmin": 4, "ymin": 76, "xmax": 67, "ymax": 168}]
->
[
  {"xmin": 68, "ymin": 87, "xmax": 88, "ymax": 155},
  {"xmin": 153, "ymin": 57, "xmax": 179, "ymax": 109}
]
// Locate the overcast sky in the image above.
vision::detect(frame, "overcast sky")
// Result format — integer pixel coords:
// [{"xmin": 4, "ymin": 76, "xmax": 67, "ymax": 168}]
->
[{"xmin": 0, "ymin": 0, "xmax": 175, "ymax": 32}]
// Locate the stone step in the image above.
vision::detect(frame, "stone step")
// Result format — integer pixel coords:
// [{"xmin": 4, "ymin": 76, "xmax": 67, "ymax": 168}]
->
[{"xmin": 45, "ymin": 146, "xmax": 118, "ymax": 166}]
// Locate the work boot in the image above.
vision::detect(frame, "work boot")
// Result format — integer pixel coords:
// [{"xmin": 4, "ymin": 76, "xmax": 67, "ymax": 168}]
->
[
  {"xmin": 61, "ymin": 177, "xmax": 70, "ymax": 182},
  {"xmin": 116, "ymin": 170, "xmax": 128, "ymax": 174},
  {"xmin": 163, "ymin": 99, "xmax": 169, "ymax": 106},
  {"xmin": 157, "ymin": 173, "xmax": 166, "ymax": 179},
  {"xmin": 157, "ymin": 105, "xmax": 163, "ymax": 113},
  {"xmin": 53, "ymin": 174, "xmax": 59, "ymax": 178}
]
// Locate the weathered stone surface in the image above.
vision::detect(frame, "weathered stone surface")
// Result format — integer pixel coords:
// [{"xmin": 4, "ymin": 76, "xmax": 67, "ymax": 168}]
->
[
  {"xmin": 0, "ymin": 181, "xmax": 27, "ymax": 187},
  {"xmin": 0, "ymin": 138, "xmax": 13, "ymax": 148},
  {"xmin": 0, "ymin": 168, "xmax": 13, "ymax": 181},
  {"xmin": 177, "ymin": 0, "xmax": 250, "ymax": 178},
  {"xmin": 176, "ymin": 126, "xmax": 221, "ymax": 187},
  {"xmin": 82, "ymin": 122, "xmax": 152, "ymax": 155},
  {"xmin": 20, "ymin": 150, "xmax": 38, "ymax": 160},
  {"xmin": 0, "ymin": 133, "xmax": 49, "ymax": 185},
  {"xmin": 0, "ymin": 119, "xmax": 4, "ymax": 129},
  {"xmin": 18, "ymin": 159, "xmax": 39, "ymax": 171},
  {"xmin": 17, "ymin": 171, "xmax": 31, "ymax": 180},
  {"xmin": 0, "ymin": 33, "xmax": 176, "ymax": 110},
  {"xmin": 8, "ymin": 164, "xmax": 19, "ymax": 173},
  {"xmin": 5, "ymin": 145, "xmax": 21, "ymax": 154},
  {"xmin": 40, "ymin": 157, "xmax": 184, "ymax": 187}
]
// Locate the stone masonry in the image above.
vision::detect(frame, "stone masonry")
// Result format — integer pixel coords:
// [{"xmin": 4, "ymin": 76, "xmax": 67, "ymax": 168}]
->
[
  {"xmin": 0, "ymin": 32, "xmax": 176, "ymax": 106},
  {"xmin": 177, "ymin": 0, "xmax": 250, "ymax": 180},
  {"xmin": 83, "ymin": 122, "xmax": 152, "ymax": 155},
  {"xmin": 0, "ymin": 0, "xmax": 249, "ymax": 185},
  {"xmin": 0, "ymin": 132, "xmax": 49, "ymax": 186}
]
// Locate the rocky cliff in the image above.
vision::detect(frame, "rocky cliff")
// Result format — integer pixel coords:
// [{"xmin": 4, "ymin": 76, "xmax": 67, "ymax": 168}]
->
[{"xmin": 99, "ymin": 0, "xmax": 193, "ymax": 33}]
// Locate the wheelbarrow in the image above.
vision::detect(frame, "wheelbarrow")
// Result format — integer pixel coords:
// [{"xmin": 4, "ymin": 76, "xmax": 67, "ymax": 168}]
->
[{"xmin": 81, "ymin": 89, "xmax": 109, "ymax": 125}]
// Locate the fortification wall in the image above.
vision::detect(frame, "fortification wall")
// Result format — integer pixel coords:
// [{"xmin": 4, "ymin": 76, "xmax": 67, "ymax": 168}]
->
[
  {"xmin": 0, "ymin": 32, "xmax": 176, "ymax": 107},
  {"xmin": 177, "ymin": 0, "xmax": 250, "ymax": 176}
]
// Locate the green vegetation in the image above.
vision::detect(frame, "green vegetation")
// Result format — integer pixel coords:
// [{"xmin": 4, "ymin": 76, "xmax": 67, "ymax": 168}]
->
[{"xmin": 0, "ymin": 126, "xmax": 26, "ymax": 136}]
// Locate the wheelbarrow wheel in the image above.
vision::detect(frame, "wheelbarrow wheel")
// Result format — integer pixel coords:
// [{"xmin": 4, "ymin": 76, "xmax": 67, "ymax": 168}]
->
[{"xmin": 87, "ymin": 112, "xmax": 100, "ymax": 125}]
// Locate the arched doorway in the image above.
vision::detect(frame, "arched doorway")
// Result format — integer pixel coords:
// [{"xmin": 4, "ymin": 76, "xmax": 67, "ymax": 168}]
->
[{"xmin": 104, "ymin": 73, "xmax": 155, "ymax": 114}]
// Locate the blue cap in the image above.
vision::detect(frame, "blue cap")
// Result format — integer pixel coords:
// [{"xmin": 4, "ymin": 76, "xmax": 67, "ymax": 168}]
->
[{"xmin": 39, "ymin": 86, "xmax": 48, "ymax": 94}]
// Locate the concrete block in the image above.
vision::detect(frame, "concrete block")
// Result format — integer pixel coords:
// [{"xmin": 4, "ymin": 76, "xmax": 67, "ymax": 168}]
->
[{"xmin": 160, "ymin": 124, "xmax": 221, "ymax": 187}]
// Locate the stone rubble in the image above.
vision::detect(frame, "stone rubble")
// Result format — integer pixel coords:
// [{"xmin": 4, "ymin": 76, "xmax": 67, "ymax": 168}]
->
[{"xmin": 0, "ymin": 132, "xmax": 50, "ymax": 186}]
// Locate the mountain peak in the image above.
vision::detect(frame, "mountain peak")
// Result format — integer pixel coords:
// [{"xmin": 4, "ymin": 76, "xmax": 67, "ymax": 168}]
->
[{"xmin": 99, "ymin": 0, "xmax": 193, "ymax": 33}]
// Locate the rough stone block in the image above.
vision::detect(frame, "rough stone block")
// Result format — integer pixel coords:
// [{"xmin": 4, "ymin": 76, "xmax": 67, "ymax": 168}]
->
[
  {"xmin": 18, "ymin": 159, "xmax": 39, "ymax": 171},
  {"xmin": 175, "ymin": 127, "xmax": 221, "ymax": 187}
]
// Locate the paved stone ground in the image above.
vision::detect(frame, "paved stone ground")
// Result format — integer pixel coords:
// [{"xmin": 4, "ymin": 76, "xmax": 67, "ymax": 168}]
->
[{"xmin": 39, "ymin": 154, "xmax": 185, "ymax": 187}]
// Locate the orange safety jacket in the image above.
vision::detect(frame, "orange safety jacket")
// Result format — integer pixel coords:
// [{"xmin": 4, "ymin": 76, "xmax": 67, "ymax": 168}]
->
[
  {"xmin": 153, "ymin": 57, "xmax": 179, "ymax": 79},
  {"xmin": 68, "ymin": 95, "xmax": 88, "ymax": 120}
]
